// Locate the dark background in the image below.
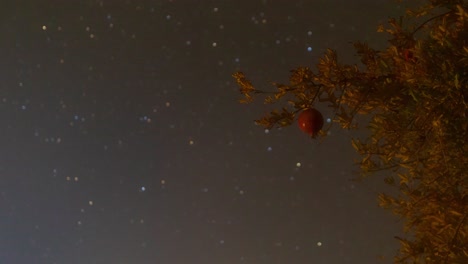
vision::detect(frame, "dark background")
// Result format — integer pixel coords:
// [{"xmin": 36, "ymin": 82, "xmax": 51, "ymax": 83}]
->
[{"xmin": 1, "ymin": 1, "xmax": 413, "ymax": 263}]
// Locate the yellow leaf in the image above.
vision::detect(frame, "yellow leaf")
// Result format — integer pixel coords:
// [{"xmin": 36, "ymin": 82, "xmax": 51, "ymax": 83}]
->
[
  {"xmin": 449, "ymin": 210, "xmax": 463, "ymax": 217},
  {"xmin": 377, "ymin": 24, "xmax": 385, "ymax": 33}
]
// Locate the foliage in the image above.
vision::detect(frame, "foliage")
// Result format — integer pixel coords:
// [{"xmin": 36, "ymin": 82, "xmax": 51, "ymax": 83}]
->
[{"xmin": 233, "ymin": 0, "xmax": 468, "ymax": 263}]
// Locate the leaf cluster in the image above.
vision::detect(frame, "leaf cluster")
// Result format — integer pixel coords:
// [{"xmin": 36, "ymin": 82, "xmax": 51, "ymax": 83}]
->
[{"xmin": 233, "ymin": 0, "xmax": 468, "ymax": 262}]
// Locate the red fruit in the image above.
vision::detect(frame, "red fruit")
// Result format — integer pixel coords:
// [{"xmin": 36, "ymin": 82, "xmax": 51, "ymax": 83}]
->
[
  {"xmin": 403, "ymin": 49, "xmax": 416, "ymax": 62},
  {"xmin": 297, "ymin": 108, "xmax": 324, "ymax": 137}
]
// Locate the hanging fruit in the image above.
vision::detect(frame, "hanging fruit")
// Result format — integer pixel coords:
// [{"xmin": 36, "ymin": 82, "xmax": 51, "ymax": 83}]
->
[
  {"xmin": 297, "ymin": 108, "xmax": 324, "ymax": 138},
  {"xmin": 403, "ymin": 49, "xmax": 417, "ymax": 62}
]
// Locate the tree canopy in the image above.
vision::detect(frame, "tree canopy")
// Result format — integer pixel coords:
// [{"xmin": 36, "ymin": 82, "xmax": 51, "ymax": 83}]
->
[{"xmin": 233, "ymin": 0, "xmax": 467, "ymax": 263}]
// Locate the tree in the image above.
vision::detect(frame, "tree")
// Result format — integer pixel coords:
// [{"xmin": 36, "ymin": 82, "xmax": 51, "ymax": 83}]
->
[{"xmin": 233, "ymin": 1, "xmax": 468, "ymax": 263}]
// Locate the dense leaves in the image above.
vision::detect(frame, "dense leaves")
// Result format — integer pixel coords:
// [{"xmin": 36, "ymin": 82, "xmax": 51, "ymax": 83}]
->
[{"xmin": 233, "ymin": 0, "xmax": 467, "ymax": 263}]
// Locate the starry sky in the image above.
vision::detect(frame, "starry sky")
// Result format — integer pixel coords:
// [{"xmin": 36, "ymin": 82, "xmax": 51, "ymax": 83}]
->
[{"xmin": 1, "ymin": 1, "xmax": 417, "ymax": 263}]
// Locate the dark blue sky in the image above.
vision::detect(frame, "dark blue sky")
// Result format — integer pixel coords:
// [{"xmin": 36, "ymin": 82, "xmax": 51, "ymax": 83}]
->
[{"xmin": 0, "ymin": 1, "xmax": 413, "ymax": 263}]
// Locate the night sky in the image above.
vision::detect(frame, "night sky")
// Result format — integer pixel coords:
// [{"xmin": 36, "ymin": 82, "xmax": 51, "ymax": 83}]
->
[{"xmin": 1, "ymin": 1, "xmax": 415, "ymax": 263}]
